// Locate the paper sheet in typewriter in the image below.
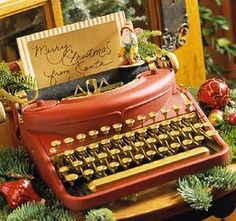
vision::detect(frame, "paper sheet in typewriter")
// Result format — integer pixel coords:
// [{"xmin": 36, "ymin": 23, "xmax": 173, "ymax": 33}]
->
[{"xmin": 17, "ymin": 11, "xmax": 126, "ymax": 89}]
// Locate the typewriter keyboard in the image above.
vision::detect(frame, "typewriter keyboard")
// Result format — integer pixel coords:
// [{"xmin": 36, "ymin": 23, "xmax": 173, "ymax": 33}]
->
[{"xmin": 49, "ymin": 108, "xmax": 220, "ymax": 194}]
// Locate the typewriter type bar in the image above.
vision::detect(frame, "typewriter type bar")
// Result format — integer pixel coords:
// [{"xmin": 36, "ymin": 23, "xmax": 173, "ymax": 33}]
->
[{"xmin": 20, "ymin": 69, "xmax": 229, "ymax": 210}]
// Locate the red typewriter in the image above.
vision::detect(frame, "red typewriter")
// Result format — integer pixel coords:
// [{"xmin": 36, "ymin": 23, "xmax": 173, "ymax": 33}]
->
[{"xmin": 3, "ymin": 62, "xmax": 229, "ymax": 211}]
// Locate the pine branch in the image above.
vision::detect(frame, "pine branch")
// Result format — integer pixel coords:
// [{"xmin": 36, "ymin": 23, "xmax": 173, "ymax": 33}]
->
[
  {"xmin": 85, "ymin": 208, "xmax": 116, "ymax": 221},
  {"xmin": 0, "ymin": 206, "xmax": 10, "ymax": 221},
  {"xmin": 0, "ymin": 147, "xmax": 34, "ymax": 180},
  {"xmin": 176, "ymin": 175, "xmax": 212, "ymax": 211},
  {"xmin": 0, "ymin": 62, "xmax": 36, "ymax": 95},
  {"xmin": 7, "ymin": 202, "xmax": 76, "ymax": 221},
  {"xmin": 201, "ymin": 166, "xmax": 236, "ymax": 190}
]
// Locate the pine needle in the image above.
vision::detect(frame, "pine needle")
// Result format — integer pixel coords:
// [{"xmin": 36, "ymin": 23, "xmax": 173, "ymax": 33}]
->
[
  {"xmin": 0, "ymin": 147, "xmax": 34, "ymax": 180},
  {"xmin": 201, "ymin": 166, "xmax": 236, "ymax": 190},
  {"xmin": 7, "ymin": 202, "xmax": 76, "ymax": 221},
  {"xmin": 177, "ymin": 175, "xmax": 212, "ymax": 211},
  {"xmin": 85, "ymin": 208, "xmax": 116, "ymax": 221},
  {"xmin": 0, "ymin": 61, "xmax": 36, "ymax": 95}
]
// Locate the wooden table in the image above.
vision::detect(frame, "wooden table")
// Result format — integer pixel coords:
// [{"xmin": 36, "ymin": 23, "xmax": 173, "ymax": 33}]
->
[{"xmin": 78, "ymin": 163, "xmax": 236, "ymax": 221}]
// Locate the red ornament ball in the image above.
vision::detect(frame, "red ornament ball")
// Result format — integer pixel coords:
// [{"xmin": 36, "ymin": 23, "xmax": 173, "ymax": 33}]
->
[
  {"xmin": 198, "ymin": 78, "xmax": 230, "ymax": 109},
  {"xmin": 227, "ymin": 112, "xmax": 236, "ymax": 126}
]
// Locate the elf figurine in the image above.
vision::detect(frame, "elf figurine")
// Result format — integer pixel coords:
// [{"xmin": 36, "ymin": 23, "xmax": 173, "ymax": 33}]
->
[{"xmin": 118, "ymin": 21, "xmax": 141, "ymax": 65}]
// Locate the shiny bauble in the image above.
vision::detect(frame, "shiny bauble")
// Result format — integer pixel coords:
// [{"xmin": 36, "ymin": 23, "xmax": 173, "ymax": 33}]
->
[
  {"xmin": 198, "ymin": 79, "xmax": 230, "ymax": 110},
  {"xmin": 227, "ymin": 112, "xmax": 236, "ymax": 126},
  {"xmin": 208, "ymin": 109, "xmax": 224, "ymax": 127}
]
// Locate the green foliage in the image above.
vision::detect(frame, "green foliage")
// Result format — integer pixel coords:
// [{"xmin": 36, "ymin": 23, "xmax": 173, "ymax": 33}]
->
[
  {"xmin": 177, "ymin": 166, "xmax": 236, "ymax": 211},
  {"xmin": 0, "ymin": 62, "xmax": 35, "ymax": 95},
  {"xmin": 187, "ymin": 87, "xmax": 198, "ymax": 101},
  {"xmin": 199, "ymin": 2, "xmax": 236, "ymax": 76},
  {"xmin": 0, "ymin": 147, "xmax": 34, "ymax": 180},
  {"xmin": 137, "ymin": 30, "xmax": 162, "ymax": 59},
  {"xmin": 200, "ymin": 166, "xmax": 236, "ymax": 190},
  {"xmin": 0, "ymin": 206, "xmax": 10, "ymax": 221},
  {"xmin": 61, "ymin": 0, "xmax": 147, "ymax": 27},
  {"xmin": 85, "ymin": 208, "xmax": 116, "ymax": 221},
  {"xmin": 7, "ymin": 202, "xmax": 76, "ymax": 221},
  {"xmin": 177, "ymin": 175, "xmax": 212, "ymax": 211}
]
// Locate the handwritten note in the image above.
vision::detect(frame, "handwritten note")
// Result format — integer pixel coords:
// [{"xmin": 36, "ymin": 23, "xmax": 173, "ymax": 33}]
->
[{"xmin": 17, "ymin": 12, "xmax": 125, "ymax": 88}]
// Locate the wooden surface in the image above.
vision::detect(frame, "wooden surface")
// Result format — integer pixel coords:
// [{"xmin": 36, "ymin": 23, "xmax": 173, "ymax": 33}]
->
[
  {"xmin": 76, "ymin": 163, "xmax": 236, "ymax": 221},
  {"xmin": 0, "ymin": 122, "xmax": 13, "ymax": 147},
  {"xmin": 0, "ymin": 0, "xmax": 63, "ymax": 28}
]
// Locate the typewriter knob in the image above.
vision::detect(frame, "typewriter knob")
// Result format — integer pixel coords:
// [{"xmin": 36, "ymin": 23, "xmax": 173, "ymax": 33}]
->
[
  {"xmin": 137, "ymin": 115, "xmax": 146, "ymax": 127},
  {"xmin": 150, "ymin": 124, "xmax": 159, "ymax": 132},
  {"xmin": 146, "ymin": 137, "xmax": 157, "ymax": 145},
  {"xmin": 125, "ymin": 119, "xmax": 135, "ymax": 128},
  {"xmin": 51, "ymin": 140, "xmax": 61, "ymax": 148},
  {"xmin": 149, "ymin": 112, "xmax": 158, "ymax": 123},
  {"xmin": 134, "ymin": 154, "xmax": 144, "ymax": 164},
  {"xmin": 76, "ymin": 133, "xmax": 86, "ymax": 142},
  {"xmin": 49, "ymin": 147, "xmax": 57, "ymax": 154},
  {"xmin": 64, "ymin": 137, "xmax": 74, "ymax": 145},
  {"xmin": 89, "ymin": 130, "xmax": 99, "ymax": 139},
  {"xmin": 100, "ymin": 126, "xmax": 110, "ymax": 135},
  {"xmin": 109, "ymin": 161, "xmax": 120, "ymax": 172},
  {"xmin": 121, "ymin": 157, "xmax": 132, "ymax": 168},
  {"xmin": 88, "ymin": 143, "xmax": 99, "ymax": 152},
  {"xmin": 172, "ymin": 104, "xmax": 181, "ymax": 116},
  {"xmin": 161, "ymin": 109, "xmax": 169, "ymax": 119},
  {"xmin": 112, "ymin": 123, "xmax": 123, "ymax": 133},
  {"xmin": 170, "ymin": 143, "xmax": 180, "ymax": 151}
]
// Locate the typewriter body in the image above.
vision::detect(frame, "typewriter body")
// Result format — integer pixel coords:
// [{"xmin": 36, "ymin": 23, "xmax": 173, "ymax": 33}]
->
[{"xmin": 5, "ymin": 63, "xmax": 227, "ymax": 211}]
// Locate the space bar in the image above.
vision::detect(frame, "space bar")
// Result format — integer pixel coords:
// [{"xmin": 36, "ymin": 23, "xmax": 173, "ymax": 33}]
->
[{"xmin": 88, "ymin": 147, "xmax": 210, "ymax": 192}]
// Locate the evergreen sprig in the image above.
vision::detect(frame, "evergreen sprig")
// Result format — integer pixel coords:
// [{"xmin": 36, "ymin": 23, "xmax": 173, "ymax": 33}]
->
[
  {"xmin": 85, "ymin": 208, "xmax": 116, "ymax": 221},
  {"xmin": 0, "ymin": 62, "xmax": 35, "ymax": 95},
  {"xmin": 0, "ymin": 206, "xmax": 10, "ymax": 221},
  {"xmin": 0, "ymin": 147, "xmax": 34, "ymax": 180},
  {"xmin": 177, "ymin": 175, "xmax": 212, "ymax": 211},
  {"xmin": 177, "ymin": 166, "xmax": 236, "ymax": 211},
  {"xmin": 201, "ymin": 166, "xmax": 236, "ymax": 190},
  {"xmin": 7, "ymin": 202, "xmax": 76, "ymax": 221}
]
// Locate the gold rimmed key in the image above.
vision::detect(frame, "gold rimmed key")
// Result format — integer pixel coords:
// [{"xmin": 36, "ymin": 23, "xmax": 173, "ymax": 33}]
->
[
  {"xmin": 149, "ymin": 112, "xmax": 158, "ymax": 123},
  {"xmin": 172, "ymin": 104, "xmax": 181, "ymax": 116},
  {"xmin": 100, "ymin": 126, "xmax": 110, "ymax": 135},
  {"xmin": 58, "ymin": 166, "xmax": 69, "ymax": 178},
  {"xmin": 137, "ymin": 115, "xmax": 146, "ymax": 127},
  {"xmin": 185, "ymin": 100, "xmax": 193, "ymax": 112},
  {"xmin": 205, "ymin": 130, "xmax": 218, "ymax": 139},
  {"xmin": 109, "ymin": 161, "xmax": 120, "ymax": 172},
  {"xmin": 161, "ymin": 108, "xmax": 169, "ymax": 119},
  {"xmin": 112, "ymin": 123, "xmax": 123, "ymax": 133},
  {"xmin": 89, "ymin": 130, "xmax": 99, "ymax": 139},
  {"xmin": 125, "ymin": 119, "xmax": 135, "ymax": 128},
  {"xmin": 64, "ymin": 137, "xmax": 74, "ymax": 146},
  {"xmin": 76, "ymin": 133, "xmax": 86, "ymax": 143},
  {"xmin": 88, "ymin": 143, "xmax": 99, "ymax": 152},
  {"xmin": 51, "ymin": 140, "xmax": 61, "ymax": 148},
  {"xmin": 96, "ymin": 165, "xmax": 107, "ymax": 177},
  {"xmin": 64, "ymin": 173, "xmax": 78, "ymax": 185},
  {"xmin": 134, "ymin": 154, "xmax": 144, "ymax": 164},
  {"xmin": 83, "ymin": 169, "xmax": 94, "ymax": 180}
]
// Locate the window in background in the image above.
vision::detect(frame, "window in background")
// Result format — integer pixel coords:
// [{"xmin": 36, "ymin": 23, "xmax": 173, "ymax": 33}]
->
[{"xmin": 0, "ymin": 8, "xmax": 45, "ymax": 62}]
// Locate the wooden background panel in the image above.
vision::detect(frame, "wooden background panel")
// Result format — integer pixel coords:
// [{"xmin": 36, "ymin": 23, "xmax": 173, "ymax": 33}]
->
[{"xmin": 174, "ymin": 0, "xmax": 206, "ymax": 88}]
